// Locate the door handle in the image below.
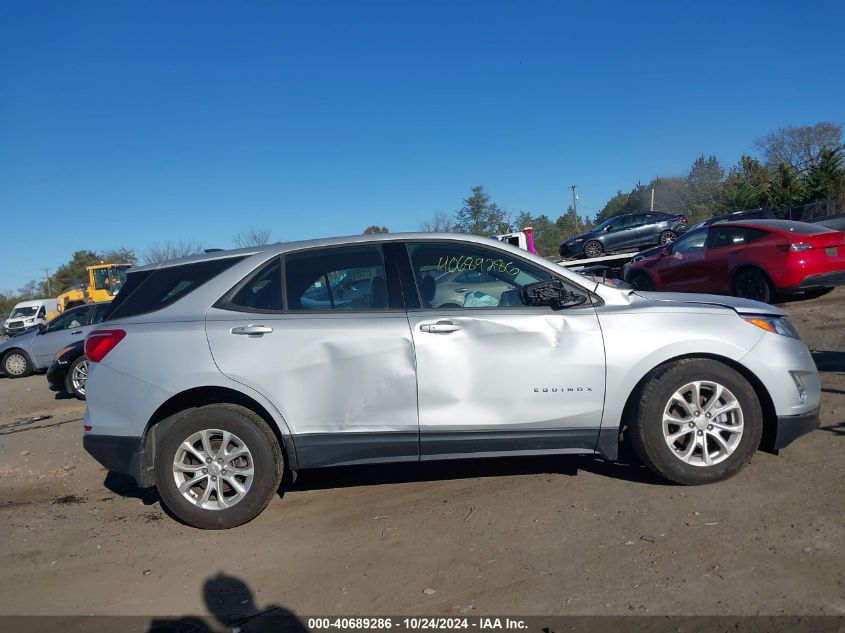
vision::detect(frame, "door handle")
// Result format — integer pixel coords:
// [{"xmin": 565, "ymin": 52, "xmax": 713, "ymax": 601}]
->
[
  {"xmin": 71, "ymin": 330, "xmax": 83, "ymax": 336},
  {"xmin": 231, "ymin": 325, "xmax": 273, "ymax": 336},
  {"xmin": 455, "ymin": 288, "xmax": 469, "ymax": 293},
  {"xmin": 420, "ymin": 320, "xmax": 462, "ymax": 334}
]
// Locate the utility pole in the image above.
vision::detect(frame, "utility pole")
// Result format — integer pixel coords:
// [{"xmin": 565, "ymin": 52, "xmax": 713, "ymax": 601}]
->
[
  {"xmin": 650, "ymin": 188, "xmax": 655, "ymax": 212},
  {"xmin": 570, "ymin": 184, "xmax": 578, "ymax": 232},
  {"xmin": 41, "ymin": 268, "xmax": 52, "ymax": 296}
]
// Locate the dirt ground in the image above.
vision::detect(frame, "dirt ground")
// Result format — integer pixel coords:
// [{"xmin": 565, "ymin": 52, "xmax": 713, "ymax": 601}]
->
[{"xmin": 1, "ymin": 290, "xmax": 843, "ymax": 623}]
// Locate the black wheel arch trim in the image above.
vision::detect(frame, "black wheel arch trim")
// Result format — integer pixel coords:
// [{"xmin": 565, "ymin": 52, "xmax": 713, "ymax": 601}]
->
[
  {"xmin": 615, "ymin": 352, "xmax": 778, "ymax": 456},
  {"xmin": 139, "ymin": 385, "xmax": 300, "ymax": 488}
]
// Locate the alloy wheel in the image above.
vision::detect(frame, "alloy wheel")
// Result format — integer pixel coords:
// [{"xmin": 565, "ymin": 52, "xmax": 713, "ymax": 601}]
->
[
  {"xmin": 71, "ymin": 359, "xmax": 88, "ymax": 396},
  {"xmin": 584, "ymin": 241, "xmax": 602, "ymax": 258},
  {"xmin": 172, "ymin": 429, "xmax": 255, "ymax": 510},
  {"xmin": 660, "ymin": 231, "xmax": 677, "ymax": 245},
  {"xmin": 662, "ymin": 380, "xmax": 744, "ymax": 467}
]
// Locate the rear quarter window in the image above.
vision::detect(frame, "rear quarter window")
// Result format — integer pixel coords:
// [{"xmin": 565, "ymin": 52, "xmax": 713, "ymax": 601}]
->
[{"xmin": 106, "ymin": 257, "xmax": 246, "ymax": 320}]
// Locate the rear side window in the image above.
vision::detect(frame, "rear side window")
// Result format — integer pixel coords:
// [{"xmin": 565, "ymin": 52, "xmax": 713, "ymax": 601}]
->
[
  {"xmin": 225, "ymin": 258, "xmax": 283, "ymax": 312},
  {"xmin": 707, "ymin": 227, "xmax": 767, "ymax": 249},
  {"xmin": 285, "ymin": 245, "xmax": 388, "ymax": 311},
  {"xmin": 107, "ymin": 257, "xmax": 246, "ymax": 320}
]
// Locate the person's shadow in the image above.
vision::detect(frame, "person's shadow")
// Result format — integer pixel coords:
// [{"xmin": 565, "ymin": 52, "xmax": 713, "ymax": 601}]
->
[{"xmin": 149, "ymin": 573, "xmax": 307, "ymax": 633}]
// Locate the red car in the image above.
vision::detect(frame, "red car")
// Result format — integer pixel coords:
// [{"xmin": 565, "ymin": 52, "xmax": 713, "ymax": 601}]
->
[{"xmin": 623, "ymin": 219, "xmax": 845, "ymax": 303}]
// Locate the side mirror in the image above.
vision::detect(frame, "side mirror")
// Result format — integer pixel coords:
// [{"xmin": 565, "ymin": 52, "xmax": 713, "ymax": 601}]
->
[
  {"xmin": 38, "ymin": 322, "xmax": 48, "ymax": 334},
  {"xmin": 521, "ymin": 279, "xmax": 588, "ymax": 310},
  {"xmin": 604, "ymin": 224, "xmax": 613, "ymax": 232}
]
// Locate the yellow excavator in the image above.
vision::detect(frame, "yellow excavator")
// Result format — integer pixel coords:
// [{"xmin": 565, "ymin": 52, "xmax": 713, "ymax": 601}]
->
[{"xmin": 57, "ymin": 263, "xmax": 132, "ymax": 312}]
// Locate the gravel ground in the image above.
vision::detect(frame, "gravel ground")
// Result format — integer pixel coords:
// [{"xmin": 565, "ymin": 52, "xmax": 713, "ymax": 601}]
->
[{"xmin": 0, "ymin": 289, "xmax": 843, "ymax": 623}]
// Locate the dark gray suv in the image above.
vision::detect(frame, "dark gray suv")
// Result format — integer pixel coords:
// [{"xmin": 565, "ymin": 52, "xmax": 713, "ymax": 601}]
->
[{"xmin": 559, "ymin": 212, "xmax": 688, "ymax": 259}]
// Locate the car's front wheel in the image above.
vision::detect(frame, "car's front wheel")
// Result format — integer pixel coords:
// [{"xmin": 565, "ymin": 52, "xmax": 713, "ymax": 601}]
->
[
  {"xmin": 154, "ymin": 404, "xmax": 284, "ymax": 529},
  {"xmin": 2, "ymin": 350, "xmax": 32, "ymax": 378},
  {"xmin": 628, "ymin": 359, "xmax": 763, "ymax": 485},
  {"xmin": 583, "ymin": 240, "xmax": 604, "ymax": 258},
  {"xmin": 65, "ymin": 356, "xmax": 89, "ymax": 400}
]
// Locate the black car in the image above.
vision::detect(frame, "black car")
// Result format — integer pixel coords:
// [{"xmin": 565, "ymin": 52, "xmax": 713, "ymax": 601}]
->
[
  {"xmin": 559, "ymin": 212, "xmax": 687, "ymax": 259},
  {"xmin": 687, "ymin": 208, "xmax": 777, "ymax": 231},
  {"xmin": 47, "ymin": 340, "xmax": 88, "ymax": 400}
]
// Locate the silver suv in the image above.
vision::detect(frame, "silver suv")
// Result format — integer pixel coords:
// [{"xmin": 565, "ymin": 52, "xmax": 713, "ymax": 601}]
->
[{"xmin": 83, "ymin": 233, "xmax": 820, "ymax": 529}]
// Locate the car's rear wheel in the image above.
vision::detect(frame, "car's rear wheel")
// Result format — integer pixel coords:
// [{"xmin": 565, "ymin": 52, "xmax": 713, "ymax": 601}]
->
[
  {"xmin": 628, "ymin": 359, "xmax": 763, "ymax": 485},
  {"xmin": 2, "ymin": 350, "xmax": 32, "ymax": 378},
  {"xmin": 583, "ymin": 240, "xmax": 604, "ymax": 258},
  {"xmin": 154, "ymin": 404, "xmax": 283, "ymax": 529},
  {"xmin": 65, "ymin": 356, "xmax": 88, "ymax": 400},
  {"xmin": 733, "ymin": 268, "xmax": 774, "ymax": 303},
  {"xmin": 659, "ymin": 230, "xmax": 677, "ymax": 245},
  {"xmin": 628, "ymin": 272, "xmax": 654, "ymax": 291}
]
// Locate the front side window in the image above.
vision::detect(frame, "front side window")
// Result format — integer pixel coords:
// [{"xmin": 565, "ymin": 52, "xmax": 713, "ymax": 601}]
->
[
  {"xmin": 285, "ymin": 246, "xmax": 388, "ymax": 311},
  {"xmin": 672, "ymin": 229, "xmax": 708, "ymax": 255},
  {"xmin": 406, "ymin": 242, "xmax": 552, "ymax": 309},
  {"xmin": 48, "ymin": 307, "xmax": 90, "ymax": 332}
]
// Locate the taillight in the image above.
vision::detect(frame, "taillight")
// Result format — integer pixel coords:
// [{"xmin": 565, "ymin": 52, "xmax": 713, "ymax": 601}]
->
[
  {"xmin": 85, "ymin": 329, "xmax": 126, "ymax": 363},
  {"xmin": 777, "ymin": 242, "xmax": 812, "ymax": 252}
]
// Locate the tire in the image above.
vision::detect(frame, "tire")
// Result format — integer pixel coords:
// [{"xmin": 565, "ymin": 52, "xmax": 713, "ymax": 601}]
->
[
  {"xmin": 733, "ymin": 268, "xmax": 774, "ymax": 304},
  {"xmin": 2, "ymin": 350, "xmax": 32, "ymax": 378},
  {"xmin": 628, "ymin": 358, "xmax": 763, "ymax": 485},
  {"xmin": 659, "ymin": 230, "xmax": 677, "ymax": 245},
  {"xmin": 65, "ymin": 356, "xmax": 89, "ymax": 400},
  {"xmin": 583, "ymin": 240, "xmax": 604, "ymax": 258},
  {"xmin": 629, "ymin": 272, "xmax": 655, "ymax": 291},
  {"xmin": 154, "ymin": 404, "xmax": 284, "ymax": 529}
]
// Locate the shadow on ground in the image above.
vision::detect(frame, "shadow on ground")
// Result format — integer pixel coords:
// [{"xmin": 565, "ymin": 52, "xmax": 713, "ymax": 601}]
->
[
  {"xmin": 149, "ymin": 572, "xmax": 307, "ymax": 633},
  {"xmin": 288, "ymin": 453, "xmax": 668, "ymax": 493},
  {"xmin": 812, "ymin": 350, "xmax": 845, "ymax": 373}
]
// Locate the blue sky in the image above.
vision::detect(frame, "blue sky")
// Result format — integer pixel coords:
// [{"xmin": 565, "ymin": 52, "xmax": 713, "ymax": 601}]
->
[{"xmin": 2, "ymin": 0, "xmax": 843, "ymax": 292}]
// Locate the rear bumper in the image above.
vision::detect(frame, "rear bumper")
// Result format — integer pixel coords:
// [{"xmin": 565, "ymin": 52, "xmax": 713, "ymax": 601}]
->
[
  {"xmin": 83, "ymin": 434, "xmax": 147, "ymax": 485},
  {"xmin": 770, "ymin": 408, "xmax": 820, "ymax": 451},
  {"xmin": 790, "ymin": 270, "xmax": 845, "ymax": 291}
]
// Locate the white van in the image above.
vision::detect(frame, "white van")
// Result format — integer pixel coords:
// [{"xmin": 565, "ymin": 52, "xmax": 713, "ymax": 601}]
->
[{"xmin": 2, "ymin": 299, "xmax": 59, "ymax": 337}]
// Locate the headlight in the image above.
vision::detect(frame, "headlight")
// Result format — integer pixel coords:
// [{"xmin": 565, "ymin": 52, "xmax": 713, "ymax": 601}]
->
[
  {"xmin": 574, "ymin": 238, "xmax": 584, "ymax": 243},
  {"xmin": 55, "ymin": 345, "xmax": 76, "ymax": 362},
  {"xmin": 743, "ymin": 316, "xmax": 800, "ymax": 339}
]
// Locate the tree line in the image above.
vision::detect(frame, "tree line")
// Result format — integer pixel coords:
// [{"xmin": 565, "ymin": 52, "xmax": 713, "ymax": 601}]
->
[{"xmin": 417, "ymin": 121, "xmax": 844, "ymax": 256}]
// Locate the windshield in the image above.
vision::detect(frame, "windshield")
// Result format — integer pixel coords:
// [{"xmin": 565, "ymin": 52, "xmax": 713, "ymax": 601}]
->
[{"xmin": 9, "ymin": 306, "xmax": 38, "ymax": 318}]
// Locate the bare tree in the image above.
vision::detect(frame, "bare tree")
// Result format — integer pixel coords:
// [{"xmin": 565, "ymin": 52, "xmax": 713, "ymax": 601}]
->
[
  {"xmin": 362, "ymin": 225, "xmax": 389, "ymax": 234},
  {"xmin": 142, "ymin": 239, "xmax": 205, "ymax": 264},
  {"xmin": 420, "ymin": 211, "xmax": 456, "ymax": 232},
  {"xmin": 754, "ymin": 122, "xmax": 843, "ymax": 170},
  {"xmin": 234, "ymin": 227, "xmax": 273, "ymax": 247}
]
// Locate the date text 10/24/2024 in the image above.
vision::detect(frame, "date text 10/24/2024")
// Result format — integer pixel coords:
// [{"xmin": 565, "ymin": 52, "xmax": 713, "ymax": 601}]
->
[{"xmin": 307, "ymin": 617, "xmax": 528, "ymax": 630}]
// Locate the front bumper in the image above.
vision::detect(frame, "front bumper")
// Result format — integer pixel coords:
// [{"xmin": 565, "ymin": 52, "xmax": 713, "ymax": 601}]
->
[
  {"xmin": 46, "ymin": 360, "xmax": 68, "ymax": 392},
  {"xmin": 770, "ymin": 408, "xmax": 820, "ymax": 451},
  {"xmin": 559, "ymin": 243, "xmax": 584, "ymax": 258},
  {"xmin": 83, "ymin": 434, "xmax": 147, "ymax": 485}
]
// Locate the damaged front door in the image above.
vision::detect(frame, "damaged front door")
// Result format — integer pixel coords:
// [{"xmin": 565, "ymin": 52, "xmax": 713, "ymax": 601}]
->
[{"xmin": 401, "ymin": 241, "xmax": 606, "ymax": 460}]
